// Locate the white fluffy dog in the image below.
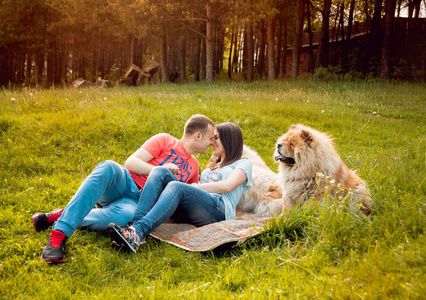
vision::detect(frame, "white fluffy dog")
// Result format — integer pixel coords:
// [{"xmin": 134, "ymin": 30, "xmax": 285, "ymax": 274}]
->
[{"xmin": 237, "ymin": 146, "xmax": 283, "ymax": 216}]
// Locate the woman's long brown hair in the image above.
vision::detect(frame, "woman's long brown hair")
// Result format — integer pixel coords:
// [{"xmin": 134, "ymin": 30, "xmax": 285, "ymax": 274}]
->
[{"xmin": 205, "ymin": 122, "xmax": 244, "ymax": 170}]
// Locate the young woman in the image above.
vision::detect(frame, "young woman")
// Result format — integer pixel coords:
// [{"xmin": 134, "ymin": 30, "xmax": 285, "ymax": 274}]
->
[{"xmin": 107, "ymin": 122, "xmax": 252, "ymax": 253}]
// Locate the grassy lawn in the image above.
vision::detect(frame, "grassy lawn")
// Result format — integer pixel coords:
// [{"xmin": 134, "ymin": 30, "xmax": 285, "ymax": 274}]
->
[{"xmin": 0, "ymin": 80, "xmax": 425, "ymax": 299}]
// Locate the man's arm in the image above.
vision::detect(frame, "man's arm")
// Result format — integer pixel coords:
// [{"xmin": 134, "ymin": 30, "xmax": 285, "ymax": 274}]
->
[
  {"xmin": 125, "ymin": 147, "xmax": 155, "ymax": 176},
  {"xmin": 125, "ymin": 147, "xmax": 180, "ymax": 175}
]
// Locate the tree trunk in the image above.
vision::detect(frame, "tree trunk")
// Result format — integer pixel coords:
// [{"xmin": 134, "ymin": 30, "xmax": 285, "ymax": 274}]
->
[
  {"xmin": 246, "ymin": 20, "xmax": 254, "ymax": 83},
  {"xmin": 372, "ymin": 0, "xmax": 383, "ymax": 33},
  {"xmin": 216, "ymin": 28, "xmax": 225, "ymax": 73},
  {"xmin": 276, "ymin": 15, "xmax": 282, "ymax": 77},
  {"xmin": 267, "ymin": 15, "xmax": 276, "ymax": 81},
  {"xmin": 397, "ymin": 0, "xmax": 402, "ymax": 17},
  {"xmin": 201, "ymin": 37, "xmax": 206, "ymax": 80},
  {"xmin": 364, "ymin": 0, "xmax": 383, "ymax": 73},
  {"xmin": 281, "ymin": 20, "xmax": 287, "ymax": 78},
  {"xmin": 179, "ymin": 30, "xmax": 187, "ymax": 83},
  {"xmin": 232, "ymin": 25, "xmax": 239, "ymax": 73},
  {"xmin": 242, "ymin": 24, "xmax": 247, "ymax": 78},
  {"xmin": 257, "ymin": 19, "xmax": 266, "ymax": 77},
  {"xmin": 195, "ymin": 33, "xmax": 201, "ymax": 82},
  {"xmin": 413, "ymin": 0, "xmax": 421, "ymax": 20},
  {"xmin": 291, "ymin": 0, "xmax": 304, "ymax": 78},
  {"xmin": 0, "ymin": 48, "xmax": 7, "ymax": 86},
  {"xmin": 380, "ymin": 0, "xmax": 397, "ymax": 81},
  {"xmin": 342, "ymin": 0, "xmax": 355, "ymax": 68},
  {"xmin": 316, "ymin": 0, "xmax": 331, "ymax": 68},
  {"xmin": 161, "ymin": 27, "xmax": 169, "ymax": 82},
  {"xmin": 306, "ymin": 0, "xmax": 314, "ymax": 73},
  {"xmin": 228, "ymin": 26, "xmax": 234, "ymax": 79},
  {"xmin": 206, "ymin": 1, "xmax": 214, "ymax": 82}
]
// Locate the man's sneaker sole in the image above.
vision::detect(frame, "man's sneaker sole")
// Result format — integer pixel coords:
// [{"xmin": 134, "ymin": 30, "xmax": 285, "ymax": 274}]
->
[
  {"xmin": 107, "ymin": 224, "xmax": 138, "ymax": 253},
  {"xmin": 40, "ymin": 254, "xmax": 65, "ymax": 263}
]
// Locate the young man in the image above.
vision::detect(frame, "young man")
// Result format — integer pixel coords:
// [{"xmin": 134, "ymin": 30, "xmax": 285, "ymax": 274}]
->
[{"xmin": 32, "ymin": 114, "xmax": 215, "ymax": 263}]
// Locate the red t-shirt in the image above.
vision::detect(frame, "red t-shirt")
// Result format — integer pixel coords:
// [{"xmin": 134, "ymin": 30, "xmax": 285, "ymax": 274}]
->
[{"xmin": 128, "ymin": 133, "xmax": 199, "ymax": 189}]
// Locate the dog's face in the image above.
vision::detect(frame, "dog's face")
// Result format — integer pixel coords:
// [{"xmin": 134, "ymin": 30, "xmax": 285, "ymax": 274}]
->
[{"xmin": 274, "ymin": 125, "xmax": 313, "ymax": 167}]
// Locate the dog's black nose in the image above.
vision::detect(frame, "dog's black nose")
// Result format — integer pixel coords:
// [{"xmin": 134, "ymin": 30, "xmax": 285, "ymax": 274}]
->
[{"xmin": 277, "ymin": 143, "xmax": 282, "ymax": 149}]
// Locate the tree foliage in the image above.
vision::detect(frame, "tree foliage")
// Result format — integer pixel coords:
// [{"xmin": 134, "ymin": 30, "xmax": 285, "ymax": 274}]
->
[{"xmin": 0, "ymin": 0, "xmax": 424, "ymax": 86}]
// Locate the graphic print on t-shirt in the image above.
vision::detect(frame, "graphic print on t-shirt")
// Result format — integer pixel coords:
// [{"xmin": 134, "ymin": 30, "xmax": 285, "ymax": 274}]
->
[
  {"xmin": 206, "ymin": 170, "xmax": 223, "ymax": 182},
  {"xmin": 159, "ymin": 148, "xmax": 193, "ymax": 182}
]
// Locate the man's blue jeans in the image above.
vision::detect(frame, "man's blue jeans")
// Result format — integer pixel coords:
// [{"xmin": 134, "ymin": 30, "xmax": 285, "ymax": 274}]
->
[
  {"xmin": 132, "ymin": 167, "xmax": 226, "ymax": 239},
  {"xmin": 53, "ymin": 160, "xmax": 140, "ymax": 237}
]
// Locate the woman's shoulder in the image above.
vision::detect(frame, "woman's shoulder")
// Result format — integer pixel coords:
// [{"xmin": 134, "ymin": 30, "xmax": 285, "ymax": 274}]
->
[{"xmin": 232, "ymin": 158, "xmax": 252, "ymax": 167}]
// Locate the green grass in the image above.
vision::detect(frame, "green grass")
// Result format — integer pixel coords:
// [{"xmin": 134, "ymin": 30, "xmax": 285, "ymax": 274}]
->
[{"xmin": 1, "ymin": 81, "xmax": 425, "ymax": 299}]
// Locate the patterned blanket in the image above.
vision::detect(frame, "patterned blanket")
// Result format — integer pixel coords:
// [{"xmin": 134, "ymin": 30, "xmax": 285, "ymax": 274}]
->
[{"xmin": 150, "ymin": 211, "xmax": 273, "ymax": 252}]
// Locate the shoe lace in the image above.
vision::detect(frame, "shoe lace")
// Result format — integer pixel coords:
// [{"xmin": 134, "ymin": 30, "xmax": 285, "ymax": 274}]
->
[
  {"xmin": 47, "ymin": 209, "xmax": 63, "ymax": 223},
  {"xmin": 50, "ymin": 230, "xmax": 66, "ymax": 247}
]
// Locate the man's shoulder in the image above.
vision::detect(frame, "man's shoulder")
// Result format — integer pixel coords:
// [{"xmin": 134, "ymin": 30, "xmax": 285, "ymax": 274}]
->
[
  {"xmin": 151, "ymin": 133, "xmax": 175, "ymax": 140},
  {"xmin": 145, "ymin": 133, "xmax": 177, "ymax": 146}
]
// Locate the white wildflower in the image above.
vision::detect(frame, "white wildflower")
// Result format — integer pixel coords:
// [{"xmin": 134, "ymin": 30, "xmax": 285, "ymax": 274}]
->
[
  {"xmin": 321, "ymin": 110, "xmax": 325, "ymax": 113},
  {"xmin": 307, "ymin": 100, "xmax": 309, "ymax": 102},
  {"xmin": 348, "ymin": 103, "xmax": 350, "ymax": 105},
  {"xmin": 103, "ymin": 97, "xmax": 107, "ymax": 100},
  {"xmin": 11, "ymin": 98, "xmax": 16, "ymax": 101},
  {"xmin": 240, "ymin": 102, "xmax": 243, "ymax": 104},
  {"xmin": 275, "ymin": 98, "xmax": 278, "ymax": 101},
  {"xmin": 373, "ymin": 111, "xmax": 377, "ymax": 115}
]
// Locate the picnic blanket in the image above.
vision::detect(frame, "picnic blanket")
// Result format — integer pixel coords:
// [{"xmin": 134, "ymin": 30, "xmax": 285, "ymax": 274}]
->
[{"xmin": 149, "ymin": 211, "xmax": 273, "ymax": 252}]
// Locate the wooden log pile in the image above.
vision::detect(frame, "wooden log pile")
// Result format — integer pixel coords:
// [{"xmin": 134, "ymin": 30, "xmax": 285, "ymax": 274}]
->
[{"xmin": 72, "ymin": 60, "xmax": 160, "ymax": 88}]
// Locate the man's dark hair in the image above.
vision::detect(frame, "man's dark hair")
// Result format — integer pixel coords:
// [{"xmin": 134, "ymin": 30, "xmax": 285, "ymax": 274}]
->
[{"xmin": 184, "ymin": 114, "xmax": 214, "ymax": 137}]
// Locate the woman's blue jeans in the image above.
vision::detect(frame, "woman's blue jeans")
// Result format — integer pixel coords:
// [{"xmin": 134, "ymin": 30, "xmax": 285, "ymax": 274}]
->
[
  {"xmin": 132, "ymin": 167, "xmax": 226, "ymax": 239},
  {"xmin": 53, "ymin": 160, "xmax": 140, "ymax": 237}
]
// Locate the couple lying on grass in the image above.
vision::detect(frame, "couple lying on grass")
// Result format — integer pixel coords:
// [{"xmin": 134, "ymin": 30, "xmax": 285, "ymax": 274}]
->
[{"xmin": 33, "ymin": 114, "xmax": 252, "ymax": 262}]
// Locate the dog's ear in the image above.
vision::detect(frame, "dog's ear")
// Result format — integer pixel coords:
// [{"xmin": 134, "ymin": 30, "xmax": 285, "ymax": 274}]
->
[
  {"xmin": 301, "ymin": 129, "xmax": 313, "ymax": 146},
  {"xmin": 290, "ymin": 124, "xmax": 297, "ymax": 129}
]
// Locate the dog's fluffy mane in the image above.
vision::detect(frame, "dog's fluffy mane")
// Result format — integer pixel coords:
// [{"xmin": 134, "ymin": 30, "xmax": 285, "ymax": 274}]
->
[{"xmin": 279, "ymin": 124, "xmax": 341, "ymax": 181}]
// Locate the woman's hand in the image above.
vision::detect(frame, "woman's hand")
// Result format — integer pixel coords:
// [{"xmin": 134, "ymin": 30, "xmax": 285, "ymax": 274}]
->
[{"xmin": 209, "ymin": 154, "xmax": 221, "ymax": 164}]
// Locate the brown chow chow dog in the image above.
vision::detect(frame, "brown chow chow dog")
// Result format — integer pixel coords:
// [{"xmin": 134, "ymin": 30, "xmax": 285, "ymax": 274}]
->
[{"xmin": 274, "ymin": 124, "xmax": 374, "ymax": 215}]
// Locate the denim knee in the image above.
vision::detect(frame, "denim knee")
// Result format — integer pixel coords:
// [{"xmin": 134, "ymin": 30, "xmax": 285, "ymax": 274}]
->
[
  {"xmin": 150, "ymin": 166, "xmax": 172, "ymax": 177},
  {"xmin": 95, "ymin": 160, "xmax": 120, "ymax": 171},
  {"xmin": 165, "ymin": 180, "xmax": 184, "ymax": 191}
]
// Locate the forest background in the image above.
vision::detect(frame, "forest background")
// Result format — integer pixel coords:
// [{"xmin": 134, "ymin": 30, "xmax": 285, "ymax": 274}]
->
[{"xmin": 0, "ymin": 0, "xmax": 425, "ymax": 88}]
